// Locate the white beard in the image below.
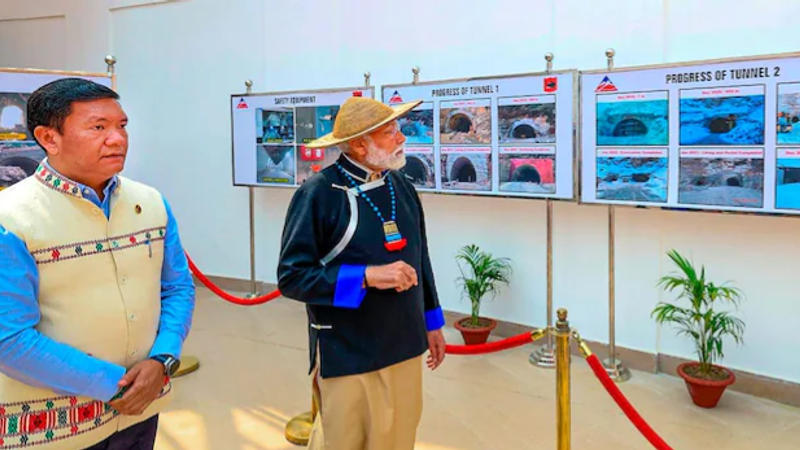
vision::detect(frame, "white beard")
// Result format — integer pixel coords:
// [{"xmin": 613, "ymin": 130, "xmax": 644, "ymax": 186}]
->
[{"xmin": 364, "ymin": 141, "xmax": 406, "ymax": 170}]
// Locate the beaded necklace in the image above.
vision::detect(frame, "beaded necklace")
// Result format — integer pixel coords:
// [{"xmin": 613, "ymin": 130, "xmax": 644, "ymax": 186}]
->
[{"xmin": 336, "ymin": 163, "xmax": 407, "ymax": 252}]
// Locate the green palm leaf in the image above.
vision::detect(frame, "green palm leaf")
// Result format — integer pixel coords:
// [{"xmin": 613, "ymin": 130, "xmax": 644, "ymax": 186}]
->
[
  {"xmin": 653, "ymin": 250, "xmax": 745, "ymax": 370},
  {"xmin": 456, "ymin": 244, "xmax": 512, "ymax": 326}
]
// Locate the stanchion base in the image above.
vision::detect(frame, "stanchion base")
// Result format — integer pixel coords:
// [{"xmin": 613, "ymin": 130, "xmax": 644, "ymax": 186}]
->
[
  {"xmin": 603, "ymin": 357, "xmax": 631, "ymax": 382},
  {"xmin": 529, "ymin": 343, "xmax": 556, "ymax": 368},
  {"xmin": 173, "ymin": 355, "xmax": 200, "ymax": 378},
  {"xmin": 285, "ymin": 411, "xmax": 314, "ymax": 446},
  {"xmin": 244, "ymin": 292, "xmax": 261, "ymax": 299}
]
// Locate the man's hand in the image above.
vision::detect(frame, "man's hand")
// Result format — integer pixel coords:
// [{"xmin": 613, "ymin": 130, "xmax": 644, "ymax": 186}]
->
[
  {"xmin": 364, "ymin": 261, "xmax": 418, "ymax": 292},
  {"xmin": 109, "ymin": 360, "xmax": 165, "ymax": 416},
  {"xmin": 426, "ymin": 329, "xmax": 446, "ymax": 370}
]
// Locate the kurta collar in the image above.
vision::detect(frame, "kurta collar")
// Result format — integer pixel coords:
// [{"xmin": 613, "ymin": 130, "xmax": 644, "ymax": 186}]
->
[
  {"xmin": 35, "ymin": 158, "xmax": 119, "ymax": 200},
  {"xmin": 338, "ymin": 153, "xmax": 388, "ymax": 183}
]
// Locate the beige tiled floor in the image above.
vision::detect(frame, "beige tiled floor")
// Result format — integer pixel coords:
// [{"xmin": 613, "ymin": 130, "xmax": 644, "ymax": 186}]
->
[{"xmin": 155, "ymin": 288, "xmax": 800, "ymax": 449}]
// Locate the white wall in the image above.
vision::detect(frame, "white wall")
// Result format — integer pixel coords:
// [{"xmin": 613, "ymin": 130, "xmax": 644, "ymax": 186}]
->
[
  {"xmin": 2, "ymin": 0, "xmax": 799, "ymax": 384},
  {"xmin": 0, "ymin": 15, "xmax": 66, "ymax": 70}
]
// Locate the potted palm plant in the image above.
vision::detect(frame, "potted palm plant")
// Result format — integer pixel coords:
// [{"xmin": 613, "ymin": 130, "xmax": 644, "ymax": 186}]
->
[
  {"xmin": 454, "ymin": 244, "xmax": 512, "ymax": 345},
  {"xmin": 652, "ymin": 249, "xmax": 745, "ymax": 408}
]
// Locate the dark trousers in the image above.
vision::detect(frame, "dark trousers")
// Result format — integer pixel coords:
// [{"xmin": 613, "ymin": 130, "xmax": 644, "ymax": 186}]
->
[{"xmin": 83, "ymin": 415, "xmax": 159, "ymax": 450}]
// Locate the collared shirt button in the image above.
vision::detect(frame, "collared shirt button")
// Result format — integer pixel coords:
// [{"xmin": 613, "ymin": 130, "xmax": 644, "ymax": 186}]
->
[{"xmin": 128, "ymin": 313, "xmax": 136, "ymax": 321}]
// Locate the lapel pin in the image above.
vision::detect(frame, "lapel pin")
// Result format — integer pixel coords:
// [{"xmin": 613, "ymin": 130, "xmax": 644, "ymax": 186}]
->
[{"xmin": 135, "ymin": 204, "xmax": 142, "ymax": 214}]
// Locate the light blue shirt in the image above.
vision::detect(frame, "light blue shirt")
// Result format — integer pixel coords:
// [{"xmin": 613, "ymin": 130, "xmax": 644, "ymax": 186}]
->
[{"xmin": 0, "ymin": 162, "xmax": 195, "ymax": 402}]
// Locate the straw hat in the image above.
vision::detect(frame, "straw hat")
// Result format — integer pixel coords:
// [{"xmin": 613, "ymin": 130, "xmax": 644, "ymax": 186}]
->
[{"xmin": 305, "ymin": 96, "xmax": 422, "ymax": 149}]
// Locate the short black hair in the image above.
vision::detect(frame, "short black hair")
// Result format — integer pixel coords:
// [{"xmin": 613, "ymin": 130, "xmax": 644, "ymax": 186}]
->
[{"xmin": 27, "ymin": 78, "xmax": 119, "ymax": 141}]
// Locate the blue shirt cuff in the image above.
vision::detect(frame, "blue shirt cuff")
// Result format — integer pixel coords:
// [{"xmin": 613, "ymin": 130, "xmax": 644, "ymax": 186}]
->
[
  {"xmin": 333, "ymin": 264, "xmax": 367, "ymax": 309},
  {"xmin": 90, "ymin": 362, "xmax": 127, "ymax": 402},
  {"xmin": 149, "ymin": 331, "xmax": 185, "ymax": 360},
  {"xmin": 425, "ymin": 307, "xmax": 445, "ymax": 331}
]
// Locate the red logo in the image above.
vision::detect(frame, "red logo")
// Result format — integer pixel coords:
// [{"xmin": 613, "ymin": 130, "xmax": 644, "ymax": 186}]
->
[
  {"xmin": 388, "ymin": 90, "xmax": 403, "ymax": 104},
  {"xmin": 544, "ymin": 77, "xmax": 557, "ymax": 92},
  {"xmin": 236, "ymin": 98, "xmax": 248, "ymax": 109},
  {"xmin": 352, "ymin": 91, "xmax": 363, "ymax": 97},
  {"xmin": 595, "ymin": 76, "xmax": 618, "ymax": 92}
]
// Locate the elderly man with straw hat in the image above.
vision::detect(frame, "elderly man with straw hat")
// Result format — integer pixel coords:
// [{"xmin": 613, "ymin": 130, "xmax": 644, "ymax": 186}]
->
[{"xmin": 278, "ymin": 94, "xmax": 447, "ymax": 449}]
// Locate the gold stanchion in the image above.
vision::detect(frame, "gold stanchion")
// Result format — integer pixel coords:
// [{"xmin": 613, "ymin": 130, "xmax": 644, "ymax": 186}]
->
[
  {"xmin": 555, "ymin": 308, "xmax": 571, "ymax": 450},
  {"xmin": 571, "ymin": 330, "xmax": 593, "ymax": 359},
  {"xmin": 285, "ymin": 409, "xmax": 314, "ymax": 445},
  {"xmin": 172, "ymin": 355, "xmax": 199, "ymax": 378},
  {"xmin": 285, "ymin": 385, "xmax": 318, "ymax": 445}
]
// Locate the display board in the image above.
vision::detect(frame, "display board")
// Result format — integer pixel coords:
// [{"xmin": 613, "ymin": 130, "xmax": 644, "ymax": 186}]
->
[
  {"xmin": 382, "ymin": 71, "xmax": 576, "ymax": 199},
  {"xmin": 0, "ymin": 69, "xmax": 112, "ymax": 191},
  {"xmin": 231, "ymin": 86, "xmax": 375, "ymax": 187},
  {"xmin": 581, "ymin": 52, "xmax": 800, "ymax": 214}
]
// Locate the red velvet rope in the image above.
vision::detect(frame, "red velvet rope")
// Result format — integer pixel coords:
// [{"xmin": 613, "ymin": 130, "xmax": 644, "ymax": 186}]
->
[
  {"xmin": 585, "ymin": 354, "xmax": 673, "ymax": 450},
  {"xmin": 445, "ymin": 331, "xmax": 534, "ymax": 355},
  {"xmin": 186, "ymin": 255, "xmax": 530, "ymax": 354},
  {"xmin": 185, "ymin": 253, "xmax": 281, "ymax": 306}
]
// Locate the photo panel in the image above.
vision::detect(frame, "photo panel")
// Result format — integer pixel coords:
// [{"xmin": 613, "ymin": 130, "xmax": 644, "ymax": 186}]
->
[
  {"xmin": 0, "ymin": 141, "xmax": 45, "ymax": 189},
  {"xmin": 776, "ymin": 148, "xmax": 800, "ymax": 209},
  {"xmin": 439, "ymin": 99, "xmax": 492, "ymax": 145},
  {"xmin": 256, "ymin": 144, "xmax": 295, "ymax": 185},
  {"xmin": 294, "ymin": 105, "xmax": 342, "ymax": 183},
  {"xmin": 679, "ymin": 86, "xmax": 765, "ymax": 146},
  {"xmin": 297, "ymin": 145, "xmax": 341, "ymax": 185},
  {"xmin": 596, "ymin": 91, "xmax": 668, "ymax": 146},
  {"xmin": 440, "ymin": 147, "xmax": 492, "ymax": 191},
  {"xmin": 498, "ymin": 95, "xmax": 556, "ymax": 144},
  {"xmin": 0, "ymin": 92, "xmax": 31, "ymax": 141},
  {"xmin": 256, "ymin": 107, "xmax": 294, "ymax": 144},
  {"xmin": 498, "ymin": 146, "xmax": 555, "ymax": 194},
  {"xmin": 399, "ymin": 102, "xmax": 434, "ymax": 145},
  {"xmin": 678, "ymin": 148, "xmax": 764, "ymax": 208},
  {"xmin": 401, "ymin": 147, "xmax": 435, "ymax": 189},
  {"xmin": 776, "ymin": 83, "xmax": 800, "ymax": 145},
  {"xmin": 595, "ymin": 148, "xmax": 668, "ymax": 203}
]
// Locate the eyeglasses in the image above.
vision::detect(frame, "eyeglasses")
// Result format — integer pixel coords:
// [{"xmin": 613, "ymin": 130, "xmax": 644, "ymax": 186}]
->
[{"xmin": 383, "ymin": 122, "xmax": 402, "ymax": 137}]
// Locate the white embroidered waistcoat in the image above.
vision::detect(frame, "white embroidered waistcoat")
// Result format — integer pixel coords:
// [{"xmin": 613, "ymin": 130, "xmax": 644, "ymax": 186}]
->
[{"xmin": 0, "ymin": 166, "xmax": 172, "ymax": 449}]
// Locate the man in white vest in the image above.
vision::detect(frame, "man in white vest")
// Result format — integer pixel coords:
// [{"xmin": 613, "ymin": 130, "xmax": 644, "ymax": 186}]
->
[{"xmin": 0, "ymin": 78, "xmax": 195, "ymax": 449}]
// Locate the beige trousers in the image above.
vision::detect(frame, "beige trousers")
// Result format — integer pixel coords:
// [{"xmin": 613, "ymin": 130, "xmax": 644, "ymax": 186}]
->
[{"xmin": 307, "ymin": 355, "xmax": 423, "ymax": 450}]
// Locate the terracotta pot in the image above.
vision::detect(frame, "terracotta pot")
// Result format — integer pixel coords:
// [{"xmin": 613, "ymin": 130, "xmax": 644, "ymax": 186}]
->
[
  {"xmin": 454, "ymin": 317, "xmax": 497, "ymax": 345},
  {"xmin": 677, "ymin": 362, "xmax": 736, "ymax": 408}
]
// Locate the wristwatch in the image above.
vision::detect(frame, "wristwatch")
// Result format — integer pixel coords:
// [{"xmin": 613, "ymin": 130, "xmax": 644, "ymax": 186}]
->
[{"xmin": 150, "ymin": 354, "xmax": 180, "ymax": 377}]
